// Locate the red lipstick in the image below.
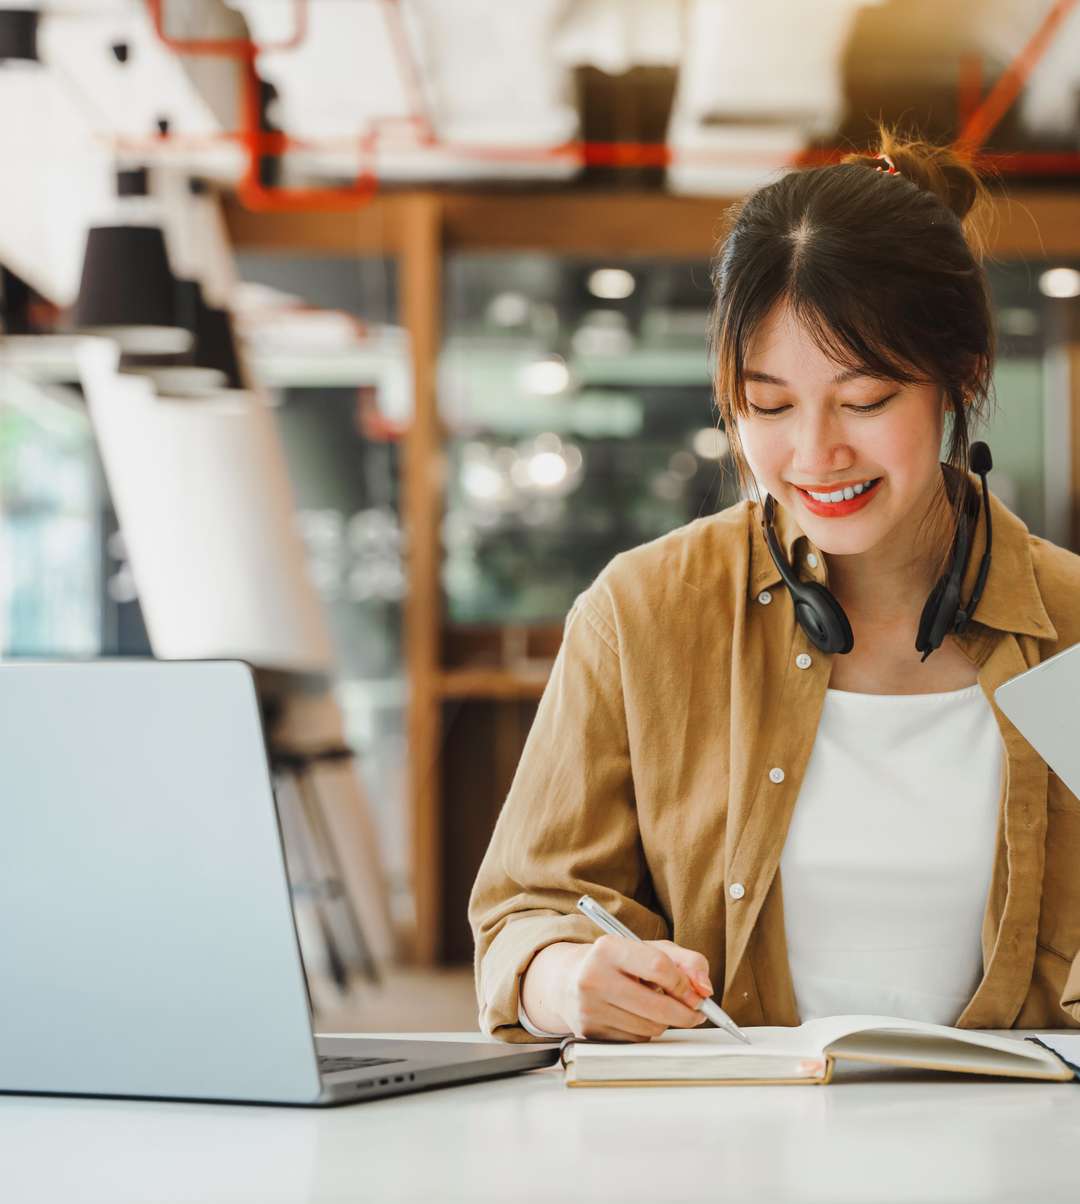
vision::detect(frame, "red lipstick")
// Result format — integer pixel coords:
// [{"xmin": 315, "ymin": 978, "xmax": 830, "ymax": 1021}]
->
[{"xmin": 794, "ymin": 477, "xmax": 883, "ymax": 518}]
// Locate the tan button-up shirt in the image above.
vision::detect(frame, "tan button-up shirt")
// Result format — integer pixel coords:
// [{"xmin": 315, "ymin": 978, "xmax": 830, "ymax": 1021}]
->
[{"xmin": 469, "ymin": 482, "xmax": 1080, "ymax": 1039}]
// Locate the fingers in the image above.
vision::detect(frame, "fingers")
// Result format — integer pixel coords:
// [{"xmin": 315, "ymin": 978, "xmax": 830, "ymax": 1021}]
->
[
  {"xmin": 569, "ymin": 933, "xmax": 715, "ymax": 1042},
  {"xmin": 606, "ymin": 973, "xmax": 707, "ymax": 1029},
  {"xmin": 597, "ymin": 935, "xmax": 703, "ymax": 1010},
  {"xmin": 588, "ymin": 1000, "xmax": 667, "ymax": 1041},
  {"xmin": 652, "ymin": 940, "xmax": 714, "ymax": 997}
]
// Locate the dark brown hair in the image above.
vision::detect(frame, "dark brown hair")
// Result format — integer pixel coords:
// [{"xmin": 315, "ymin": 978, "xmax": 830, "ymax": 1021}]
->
[{"xmin": 708, "ymin": 128, "xmax": 995, "ymax": 574}]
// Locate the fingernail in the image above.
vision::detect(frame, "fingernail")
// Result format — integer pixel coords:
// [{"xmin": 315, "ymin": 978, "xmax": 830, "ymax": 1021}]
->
[{"xmin": 697, "ymin": 975, "xmax": 713, "ymax": 994}]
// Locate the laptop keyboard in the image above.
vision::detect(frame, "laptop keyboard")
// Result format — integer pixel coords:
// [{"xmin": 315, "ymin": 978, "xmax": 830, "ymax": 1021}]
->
[{"xmin": 318, "ymin": 1055, "xmax": 406, "ymax": 1075}]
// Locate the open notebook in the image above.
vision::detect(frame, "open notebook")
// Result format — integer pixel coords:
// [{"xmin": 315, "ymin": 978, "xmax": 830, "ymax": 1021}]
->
[{"xmin": 561, "ymin": 1015, "xmax": 1075, "ymax": 1087}]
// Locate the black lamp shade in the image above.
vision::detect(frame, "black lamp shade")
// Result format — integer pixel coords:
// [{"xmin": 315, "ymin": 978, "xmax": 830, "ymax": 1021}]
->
[
  {"xmin": 175, "ymin": 277, "xmax": 245, "ymax": 390},
  {"xmin": 116, "ymin": 167, "xmax": 149, "ymax": 198},
  {"xmin": 73, "ymin": 225, "xmax": 192, "ymax": 354},
  {"xmin": 196, "ymin": 305, "xmax": 244, "ymax": 389},
  {"xmin": 0, "ymin": 10, "xmax": 38, "ymax": 62}
]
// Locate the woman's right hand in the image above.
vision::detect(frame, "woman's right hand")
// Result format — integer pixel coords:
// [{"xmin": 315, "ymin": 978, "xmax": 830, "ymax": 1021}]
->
[{"xmin": 523, "ymin": 936, "xmax": 713, "ymax": 1041}]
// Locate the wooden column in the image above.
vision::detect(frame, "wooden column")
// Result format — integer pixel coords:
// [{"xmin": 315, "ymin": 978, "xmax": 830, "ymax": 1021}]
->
[
  {"xmin": 1070, "ymin": 334, "xmax": 1080, "ymax": 554},
  {"xmin": 400, "ymin": 193, "xmax": 445, "ymax": 963}
]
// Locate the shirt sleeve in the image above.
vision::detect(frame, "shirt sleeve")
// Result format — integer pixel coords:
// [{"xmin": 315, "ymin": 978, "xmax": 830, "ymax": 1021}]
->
[
  {"xmin": 467, "ymin": 581, "xmax": 669, "ymax": 1042},
  {"xmin": 517, "ymin": 999, "xmax": 570, "ymax": 1040}
]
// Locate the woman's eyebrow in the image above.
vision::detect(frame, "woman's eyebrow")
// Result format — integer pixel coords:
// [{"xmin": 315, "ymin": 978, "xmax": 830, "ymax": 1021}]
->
[{"xmin": 744, "ymin": 368, "xmax": 872, "ymax": 385}]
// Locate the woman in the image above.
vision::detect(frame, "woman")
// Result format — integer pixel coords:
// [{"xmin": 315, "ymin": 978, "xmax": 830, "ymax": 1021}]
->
[{"xmin": 468, "ymin": 132, "xmax": 1080, "ymax": 1043}]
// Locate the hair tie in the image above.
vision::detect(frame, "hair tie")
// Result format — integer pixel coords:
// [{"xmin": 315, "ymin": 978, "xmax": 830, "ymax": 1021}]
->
[{"xmin": 873, "ymin": 153, "xmax": 900, "ymax": 176}]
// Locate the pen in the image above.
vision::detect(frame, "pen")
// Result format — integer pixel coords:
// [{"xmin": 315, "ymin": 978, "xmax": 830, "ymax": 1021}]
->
[{"xmin": 576, "ymin": 894, "xmax": 752, "ymax": 1045}]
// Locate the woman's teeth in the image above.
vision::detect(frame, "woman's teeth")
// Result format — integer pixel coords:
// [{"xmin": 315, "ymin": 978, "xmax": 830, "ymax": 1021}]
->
[{"xmin": 805, "ymin": 478, "xmax": 878, "ymax": 504}]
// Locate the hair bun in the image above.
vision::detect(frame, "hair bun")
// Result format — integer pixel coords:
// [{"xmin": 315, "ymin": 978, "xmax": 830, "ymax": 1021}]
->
[{"xmin": 842, "ymin": 125, "xmax": 985, "ymax": 225}]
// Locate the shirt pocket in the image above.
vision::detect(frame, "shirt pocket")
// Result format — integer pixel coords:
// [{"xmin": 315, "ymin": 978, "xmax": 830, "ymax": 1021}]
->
[{"xmin": 1040, "ymin": 772, "xmax": 1080, "ymax": 961}]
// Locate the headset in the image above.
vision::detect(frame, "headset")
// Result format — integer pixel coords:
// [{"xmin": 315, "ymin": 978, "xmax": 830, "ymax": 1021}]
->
[{"xmin": 762, "ymin": 442, "xmax": 994, "ymax": 660}]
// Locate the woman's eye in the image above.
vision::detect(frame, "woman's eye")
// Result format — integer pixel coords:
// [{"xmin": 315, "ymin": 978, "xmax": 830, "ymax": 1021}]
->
[
  {"xmin": 848, "ymin": 395, "xmax": 895, "ymax": 413},
  {"xmin": 747, "ymin": 393, "xmax": 895, "ymax": 417}
]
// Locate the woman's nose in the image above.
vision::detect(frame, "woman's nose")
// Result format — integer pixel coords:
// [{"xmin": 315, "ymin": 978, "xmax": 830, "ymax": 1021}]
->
[{"xmin": 791, "ymin": 412, "xmax": 852, "ymax": 475}]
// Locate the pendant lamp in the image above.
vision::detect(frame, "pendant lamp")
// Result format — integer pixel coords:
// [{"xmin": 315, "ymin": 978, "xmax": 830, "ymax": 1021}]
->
[
  {"xmin": 0, "ymin": 9, "xmax": 38, "ymax": 63},
  {"xmin": 176, "ymin": 277, "xmax": 245, "ymax": 390},
  {"xmin": 73, "ymin": 226, "xmax": 193, "ymax": 355}
]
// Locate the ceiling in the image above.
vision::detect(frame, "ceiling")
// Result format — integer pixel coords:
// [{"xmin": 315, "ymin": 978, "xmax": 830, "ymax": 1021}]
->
[{"xmin": 1, "ymin": 0, "xmax": 1079, "ymax": 304}]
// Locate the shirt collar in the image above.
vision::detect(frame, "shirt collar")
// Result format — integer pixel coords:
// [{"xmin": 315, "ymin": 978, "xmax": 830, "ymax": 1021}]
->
[{"xmin": 747, "ymin": 473, "xmax": 1057, "ymax": 642}]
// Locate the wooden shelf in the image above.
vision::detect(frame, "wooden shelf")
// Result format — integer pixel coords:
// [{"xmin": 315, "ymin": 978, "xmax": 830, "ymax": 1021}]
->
[{"xmin": 436, "ymin": 667, "xmax": 552, "ymax": 701}]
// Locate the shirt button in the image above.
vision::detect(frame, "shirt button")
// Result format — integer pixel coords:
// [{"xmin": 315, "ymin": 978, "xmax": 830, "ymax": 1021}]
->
[
  {"xmin": 795, "ymin": 653, "xmax": 812, "ymax": 669},
  {"xmin": 769, "ymin": 767, "xmax": 785, "ymax": 783},
  {"xmin": 757, "ymin": 590, "xmax": 772, "ymax": 605},
  {"xmin": 729, "ymin": 883, "xmax": 746, "ymax": 901},
  {"xmin": 806, "ymin": 553, "xmax": 819, "ymax": 569}
]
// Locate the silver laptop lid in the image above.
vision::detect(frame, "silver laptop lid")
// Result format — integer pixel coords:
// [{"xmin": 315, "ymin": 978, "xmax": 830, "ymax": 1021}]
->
[
  {"xmin": 0, "ymin": 660, "xmax": 322, "ymax": 1104},
  {"xmin": 994, "ymin": 641, "xmax": 1080, "ymax": 800}
]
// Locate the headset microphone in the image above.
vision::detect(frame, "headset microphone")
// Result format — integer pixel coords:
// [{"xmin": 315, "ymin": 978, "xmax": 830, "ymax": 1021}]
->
[{"xmin": 762, "ymin": 442, "xmax": 993, "ymax": 659}]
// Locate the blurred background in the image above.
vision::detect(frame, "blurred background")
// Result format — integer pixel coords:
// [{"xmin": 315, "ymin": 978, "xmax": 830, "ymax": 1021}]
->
[{"xmin": 2, "ymin": 0, "xmax": 1079, "ymax": 1030}]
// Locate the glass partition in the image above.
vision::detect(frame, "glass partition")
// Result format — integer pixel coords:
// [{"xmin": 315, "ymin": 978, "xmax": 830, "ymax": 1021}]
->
[{"xmin": 440, "ymin": 253, "xmax": 740, "ymax": 625}]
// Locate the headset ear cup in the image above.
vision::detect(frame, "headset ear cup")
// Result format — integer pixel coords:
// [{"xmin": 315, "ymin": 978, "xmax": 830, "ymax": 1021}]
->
[
  {"xmin": 791, "ymin": 580, "xmax": 854, "ymax": 654},
  {"xmin": 916, "ymin": 578, "xmax": 945, "ymax": 654},
  {"xmin": 916, "ymin": 575, "xmax": 959, "ymax": 655}
]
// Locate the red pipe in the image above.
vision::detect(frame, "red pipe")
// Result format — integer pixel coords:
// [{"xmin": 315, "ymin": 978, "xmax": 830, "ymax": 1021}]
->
[
  {"xmin": 145, "ymin": 0, "xmax": 1080, "ymax": 211},
  {"xmin": 147, "ymin": 0, "xmax": 307, "ymax": 55},
  {"xmin": 379, "ymin": 0, "xmax": 436, "ymax": 146},
  {"xmin": 147, "ymin": 0, "xmax": 378, "ymax": 210},
  {"xmin": 955, "ymin": 0, "xmax": 1079, "ymax": 154},
  {"xmin": 112, "ymin": 121, "xmax": 1080, "ymax": 178}
]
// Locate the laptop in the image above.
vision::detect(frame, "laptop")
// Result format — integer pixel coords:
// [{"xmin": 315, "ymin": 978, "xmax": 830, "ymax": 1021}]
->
[
  {"xmin": 994, "ymin": 641, "xmax": 1080, "ymax": 798},
  {"xmin": 0, "ymin": 659, "xmax": 557, "ymax": 1106}
]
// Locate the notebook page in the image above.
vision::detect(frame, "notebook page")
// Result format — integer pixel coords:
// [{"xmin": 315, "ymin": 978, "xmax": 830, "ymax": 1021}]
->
[
  {"xmin": 802, "ymin": 1014, "xmax": 1065, "ymax": 1071},
  {"xmin": 572, "ymin": 1016, "xmax": 1060, "ymax": 1068},
  {"xmin": 1030, "ymin": 1034, "xmax": 1080, "ymax": 1077}
]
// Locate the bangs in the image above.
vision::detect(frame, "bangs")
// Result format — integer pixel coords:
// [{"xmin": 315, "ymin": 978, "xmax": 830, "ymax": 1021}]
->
[{"xmin": 716, "ymin": 278, "xmax": 935, "ymax": 422}]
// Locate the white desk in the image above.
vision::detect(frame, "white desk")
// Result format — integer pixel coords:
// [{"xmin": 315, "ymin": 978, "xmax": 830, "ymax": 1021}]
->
[{"xmin": 2, "ymin": 1031, "xmax": 1077, "ymax": 1204}]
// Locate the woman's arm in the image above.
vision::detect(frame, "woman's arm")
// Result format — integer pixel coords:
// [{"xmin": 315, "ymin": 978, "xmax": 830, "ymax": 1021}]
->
[{"xmin": 468, "ymin": 582, "xmax": 712, "ymax": 1041}]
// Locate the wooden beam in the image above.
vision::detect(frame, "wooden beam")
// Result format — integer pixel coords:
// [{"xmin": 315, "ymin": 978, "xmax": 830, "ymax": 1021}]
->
[
  {"xmin": 439, "ymin": 191, "xmax": 733, "ymax": 255},
  {"xmin": 399, "ymin": 193, "xmax": 445, "ymax": 965},
  {"xmin": 986, "ymin": 193, "xmax": 1080, "ymax": 260},
  {"xmin": 224, "ymin": 186, "xmax": 1080, "ymax": 260},
  {"xmin": 221, "ymin": 191, "xmax": 407, "ymax": 254}
]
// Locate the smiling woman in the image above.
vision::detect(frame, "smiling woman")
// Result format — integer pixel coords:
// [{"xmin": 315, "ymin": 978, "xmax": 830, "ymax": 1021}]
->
[
  {"xmin": 710, "ymin": 128, "xmax": 994, "ymax": 597},
  {"xmin": 470, "ymin": 127, "xmax": 1080, "ymax": 1048}
]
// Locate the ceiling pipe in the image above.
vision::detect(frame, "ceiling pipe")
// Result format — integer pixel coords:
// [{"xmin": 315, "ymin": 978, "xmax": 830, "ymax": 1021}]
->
[
  {"xmin": 147, "ymin": 0, "xmax": 384, "ymax": 211},
  {"xmin": 142, "ymin": 0, "xmax": 1080, "ymax": 212},
  {"xmin": 147, "ymin": 0, "xmax": 308, "ymax": 56},
  {"xmin": 955, "ymin": 0, "xmax": 1080, "ymax": 156}
]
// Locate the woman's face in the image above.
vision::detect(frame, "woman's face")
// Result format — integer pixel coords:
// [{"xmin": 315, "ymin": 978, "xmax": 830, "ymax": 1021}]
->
[{"xmin": 735, "ymin": 301, "xmax": 947, "ymax": 558}]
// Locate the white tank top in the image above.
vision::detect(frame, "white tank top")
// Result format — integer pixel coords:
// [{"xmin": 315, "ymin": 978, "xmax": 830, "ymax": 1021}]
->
[{"xmin": 779, "ymin": 683, "xmax": 1003, "ymax": 1025}]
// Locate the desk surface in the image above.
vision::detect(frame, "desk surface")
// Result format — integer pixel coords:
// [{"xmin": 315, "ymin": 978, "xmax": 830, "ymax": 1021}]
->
[{"xmin": 3, "ymin": 1031, "xmax": 1077, "ymax": 1204}]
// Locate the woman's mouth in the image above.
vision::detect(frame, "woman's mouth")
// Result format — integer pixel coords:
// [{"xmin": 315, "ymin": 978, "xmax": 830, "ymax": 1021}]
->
[{"xmin": 792, "ymin": 477, "xmax": 883, "ymax": 518}]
